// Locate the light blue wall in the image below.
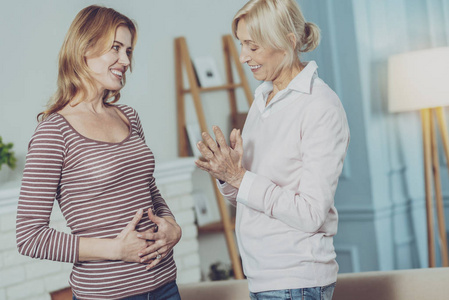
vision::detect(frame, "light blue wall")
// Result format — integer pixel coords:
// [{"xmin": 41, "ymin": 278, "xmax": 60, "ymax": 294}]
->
[{"xmin": 298, "ymin": 0, "xmax": 449, "ymax": 272}]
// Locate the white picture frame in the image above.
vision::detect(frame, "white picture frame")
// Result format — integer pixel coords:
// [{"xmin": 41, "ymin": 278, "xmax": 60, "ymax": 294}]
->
[
  {"xmin": 186, "ymin": 123, "xmax": 203, "ymax": 157},
  {"xmin": 193, "ymin": 192, "xmax": 216, "ymax": 226},
  {"xmin": 193, "ymin": 56, "xmax": 222, "ymax": 87}
]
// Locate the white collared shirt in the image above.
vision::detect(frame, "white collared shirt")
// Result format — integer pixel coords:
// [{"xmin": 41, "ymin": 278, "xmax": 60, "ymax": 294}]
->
[{"xmin": 219, "ymin": 61, "xmax": 350, "ymax": 292}]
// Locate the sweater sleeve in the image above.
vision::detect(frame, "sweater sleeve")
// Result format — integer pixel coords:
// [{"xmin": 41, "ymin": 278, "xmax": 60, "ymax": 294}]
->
[
  {"xmin": 237, "ymin": 105, "xmax": 349, "ymax": 233},
  {"xmin": 149, "ymin": 176, "xmax": 174, "ymax": 218},
  {"xmin": 132, "ymin": 108, "xmax": 175, "ymax": 218},
  {"xmin": 16, "ymin": 121, "xmax": 79, "ymax": 263}
]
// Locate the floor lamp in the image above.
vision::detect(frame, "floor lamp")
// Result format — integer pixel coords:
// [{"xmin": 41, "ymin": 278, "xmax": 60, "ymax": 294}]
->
[{"xmin": 388, "ymin": 47, "xmax": 449, "ymax": 268}]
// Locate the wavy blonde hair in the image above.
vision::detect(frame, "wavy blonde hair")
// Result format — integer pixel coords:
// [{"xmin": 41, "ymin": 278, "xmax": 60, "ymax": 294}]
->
[
  {"xmin": 232, "ymin": 0, "xmax": 320, "ymax": 71},
  {"xmin": 38, "ymin": 5, "xmax": 137, "ymax": 121}
]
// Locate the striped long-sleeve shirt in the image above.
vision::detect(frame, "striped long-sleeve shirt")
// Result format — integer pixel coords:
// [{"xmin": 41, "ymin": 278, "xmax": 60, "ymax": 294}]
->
[{"xmin": 16, "ymin": 104, "xmax": 177, "ymax": 300}]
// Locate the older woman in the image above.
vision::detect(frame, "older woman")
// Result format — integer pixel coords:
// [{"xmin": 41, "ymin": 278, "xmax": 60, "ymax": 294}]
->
[
  {"xmin": 195, "ymin": 0, "xmax": 350, "ymax": 299},
  {"xmin": 16, "ymin": 5, "xmax": 181, "ymax": 300}
]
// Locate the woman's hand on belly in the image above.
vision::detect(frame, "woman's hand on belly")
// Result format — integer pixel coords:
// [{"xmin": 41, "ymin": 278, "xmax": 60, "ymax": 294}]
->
[
  {"xmin": 113, "ymin": 208, "xmax": 150, "ymax": 262},
  {"xmin": 79, "ymin": 209, "xmax": 149, "ymax": 262},
  {"xmin": 136, "ymin": 208, "xmax": 182, "ymax": 270}
]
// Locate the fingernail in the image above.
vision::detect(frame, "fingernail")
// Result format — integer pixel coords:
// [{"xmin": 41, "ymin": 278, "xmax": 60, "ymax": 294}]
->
[
  {"xmin": 137, "ymin": 234, "xmax": 142, "ymax": 238},
  {"xmin": 138, "ymin": 209, "xmax": 143, "ymax": 214},
  {"xmin": 140, "ymin": 258, "xmax": 144, "ymax": 262}
]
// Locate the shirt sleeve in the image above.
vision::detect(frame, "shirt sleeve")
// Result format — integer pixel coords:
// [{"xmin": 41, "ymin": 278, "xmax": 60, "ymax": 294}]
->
[
  {"xmin": 149, "ymin": 176, "xmax": 175, "ymax": 218},
  {"xmin": 16, "ymin": 122, "xmax": 80, "ymax": 263},
  {"xmin": 216, "ymin": 180, "xmax": 238, "ymax": 207},
  {"xmin": 236, "ymin": 105, "xmax": 349, "ymax": 233}
]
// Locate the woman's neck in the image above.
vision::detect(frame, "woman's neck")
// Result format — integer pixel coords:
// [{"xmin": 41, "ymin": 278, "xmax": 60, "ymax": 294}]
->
[
  {"xmin": 272, "ymin": 60, "xmax": 303, "ymax": 92},
  {"xmin": 69, "ymin": 90, "xmax": 107, "ymax": 114},
  {"xmin": 267, "ymin": 60, "xmax": 304, "ymax": 106}
]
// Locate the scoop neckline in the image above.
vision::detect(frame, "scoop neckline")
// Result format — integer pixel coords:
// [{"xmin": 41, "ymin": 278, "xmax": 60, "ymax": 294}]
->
[{"xmin": 55, "ymin": 104, "xmax": 132, "ymax": 146}]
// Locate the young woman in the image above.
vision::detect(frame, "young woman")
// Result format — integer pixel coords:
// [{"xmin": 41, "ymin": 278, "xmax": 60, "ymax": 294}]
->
[
  {"xmin": 16, "ymin": 5, "xmax": 182, "ymax": 300},
  {"xmin": 195, "ymin": 0, "xmax": 350, "ymax": 299}
]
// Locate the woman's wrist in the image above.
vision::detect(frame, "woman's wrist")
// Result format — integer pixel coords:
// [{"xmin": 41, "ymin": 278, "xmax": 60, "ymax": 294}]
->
[
  {"xmin": 227, "ymin": 168, "xmax": 246, "ymax": 189},
  {"xmin": 110, "ymin": 238, "xmax": 122, "ymax": 261},
  {"xmin": 79, "ymin": 237, "xmax": 120, "ymax": 262},
  {"xmin": 163, "ymin": 217, "xmax": 182, "ymax": 239}
]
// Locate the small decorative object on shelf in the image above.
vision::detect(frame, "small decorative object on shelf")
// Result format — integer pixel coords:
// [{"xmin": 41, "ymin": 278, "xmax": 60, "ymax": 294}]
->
[
  {"xmin": 193, "ymin": 56, "xmax": 223, "ymax": 88},
  {"xmin": 0, "ymin": 136, "xmax": 17, "ymax": 170},
  {"xmin": 208, "ymin": 261, "xmax": 234, "ymax": 281}
]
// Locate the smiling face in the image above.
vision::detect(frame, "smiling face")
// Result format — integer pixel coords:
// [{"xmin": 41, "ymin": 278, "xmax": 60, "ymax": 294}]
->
[
  {"xmin": 86, "ymin": 26, "xmax": 133, "ymax": 94},
  {"xmin": 236, "ymin": 19, "xmax": 286, "ymax": 82}
]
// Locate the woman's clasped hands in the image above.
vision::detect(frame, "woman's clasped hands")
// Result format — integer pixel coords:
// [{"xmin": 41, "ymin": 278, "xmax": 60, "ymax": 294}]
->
[
  {"xmin": 195, "ymin": 126, "xmax": 246, "ymax": 189},
  {"xmin": 114, "ymin": 208, "xmax": 182, "ymax": 270}
]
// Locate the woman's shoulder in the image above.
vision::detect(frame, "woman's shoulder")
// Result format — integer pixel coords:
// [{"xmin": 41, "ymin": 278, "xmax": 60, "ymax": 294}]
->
[
  {"xmin": 114, "ymin": 103, "xmax": 140, "ymax": 119},
  {"xmin": 307, "ymin": 78, "xmax": 343, "ymax": 110},
  {"xmin": 35, "ymin": 113, "xmax": 67, "ymax": 133},
  {"xmin": 113, "ymin": 104, "xmax": 144, "ymax": 134},
  {"xmin": 29, "ymin": 114, "xmax": 68, "ymax": 148}
]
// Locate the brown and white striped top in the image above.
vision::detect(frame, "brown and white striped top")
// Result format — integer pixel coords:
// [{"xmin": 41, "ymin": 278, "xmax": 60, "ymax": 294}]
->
[{"xmin": 16, "ymin": 104, "xmax": 177, "ymax": 300}]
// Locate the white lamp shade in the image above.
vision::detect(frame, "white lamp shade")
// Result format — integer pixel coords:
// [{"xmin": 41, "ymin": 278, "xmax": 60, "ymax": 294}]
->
[{"xmin": 388, "ymin": 47, "xmax": 449, "ymax": 112}]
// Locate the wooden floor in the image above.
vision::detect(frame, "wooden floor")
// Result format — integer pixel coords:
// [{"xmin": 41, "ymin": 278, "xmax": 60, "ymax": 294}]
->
[{"xmin": 50, "ymin": 287, "xmax": 72, "ymax": 300}]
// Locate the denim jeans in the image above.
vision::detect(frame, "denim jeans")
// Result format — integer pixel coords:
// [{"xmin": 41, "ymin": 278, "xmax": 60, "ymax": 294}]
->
[
  {"xmin": 249, "ymin": 282, "xmax": 336, "ymax": 300},
  {"xmin": 72, "ymin": 280, "xmax": 181, "ymax": 300}
]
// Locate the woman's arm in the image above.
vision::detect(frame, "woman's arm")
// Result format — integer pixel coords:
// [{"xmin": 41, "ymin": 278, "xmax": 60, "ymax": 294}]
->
[
  {"xmin": 236, "ymin": 106, "xmax": 349, "ymax": 232},
  {"xmin": 16, "ymin": 124, "xmax": 79, "ymax": 262},
  {"xmin": 148, "ymin": 177, "xmax": 175, "ymax": 218}
]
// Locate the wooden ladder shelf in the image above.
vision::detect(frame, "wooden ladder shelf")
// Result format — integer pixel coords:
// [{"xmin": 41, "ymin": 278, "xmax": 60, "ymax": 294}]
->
[{"xmin": 174, "ymin": 35, "xmax": 253, "ymax": 279}]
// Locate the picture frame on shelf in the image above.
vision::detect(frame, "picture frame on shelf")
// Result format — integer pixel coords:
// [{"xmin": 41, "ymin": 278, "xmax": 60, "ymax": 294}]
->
[{"xmin": 193, "ymin": 56, "xmax": 222, "ymax": 88}]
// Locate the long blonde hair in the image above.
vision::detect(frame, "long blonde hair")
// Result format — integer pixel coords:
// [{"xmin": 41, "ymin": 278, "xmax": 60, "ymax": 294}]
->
[
  {"xmin": 232, "ymin": 0, "xmax": 320, "ymax": 70},
  {"xmin": 38, "ymin": 5, "xmax": 137, "ymax": 121}
]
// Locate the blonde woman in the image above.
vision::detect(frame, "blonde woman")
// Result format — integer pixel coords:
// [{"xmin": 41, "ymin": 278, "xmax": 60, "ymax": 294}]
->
[
  {"xmin": 195, "ymin": 0, "xmax": 350, "ymax": 299},
  {"xmin": 16, "ymin": 5, "xmax": 182, "ymax": 300}
]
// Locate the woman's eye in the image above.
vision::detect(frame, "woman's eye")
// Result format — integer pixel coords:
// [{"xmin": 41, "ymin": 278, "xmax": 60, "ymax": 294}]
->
[
  {"xmin": 126, "ymin": 50, "xmax": 132, "ymax": 57},
  {"xmin": 250, "ymin": 48, "xmax": 257, "ymax": 51},
  {"xmin": 112, "ymin": 45, "xmax": 119, "ymax": 51}
]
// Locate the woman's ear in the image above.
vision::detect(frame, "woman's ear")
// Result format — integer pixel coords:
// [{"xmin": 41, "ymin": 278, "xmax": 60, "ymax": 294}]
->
[{"xmin": 287, "ymin": 33, "xmax": 297, "ymax": 49}]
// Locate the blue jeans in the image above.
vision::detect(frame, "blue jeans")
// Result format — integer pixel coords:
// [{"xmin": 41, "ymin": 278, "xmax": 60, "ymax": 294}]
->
[
  {"xmin": 249, "ymin": 282, "xmax": 336, "ymax": 300},
  {"xmin": 72, "ymin": 281, "xmax": 181, "ymax": 300}
]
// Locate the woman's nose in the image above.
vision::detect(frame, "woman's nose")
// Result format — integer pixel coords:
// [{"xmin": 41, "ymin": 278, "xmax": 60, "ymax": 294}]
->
[
  {"xmin": 119, "ymin": 52, "xmax": 130, "ymax": 67},
  {"xmin": 239, "ymin": 48, "xmax": 250, "ymax": 64}
]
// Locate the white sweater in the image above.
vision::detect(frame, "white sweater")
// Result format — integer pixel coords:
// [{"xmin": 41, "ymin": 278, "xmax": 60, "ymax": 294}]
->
[{"xmin": 219, "ymin": 61, "xmax": 350, "ymax": 293}]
